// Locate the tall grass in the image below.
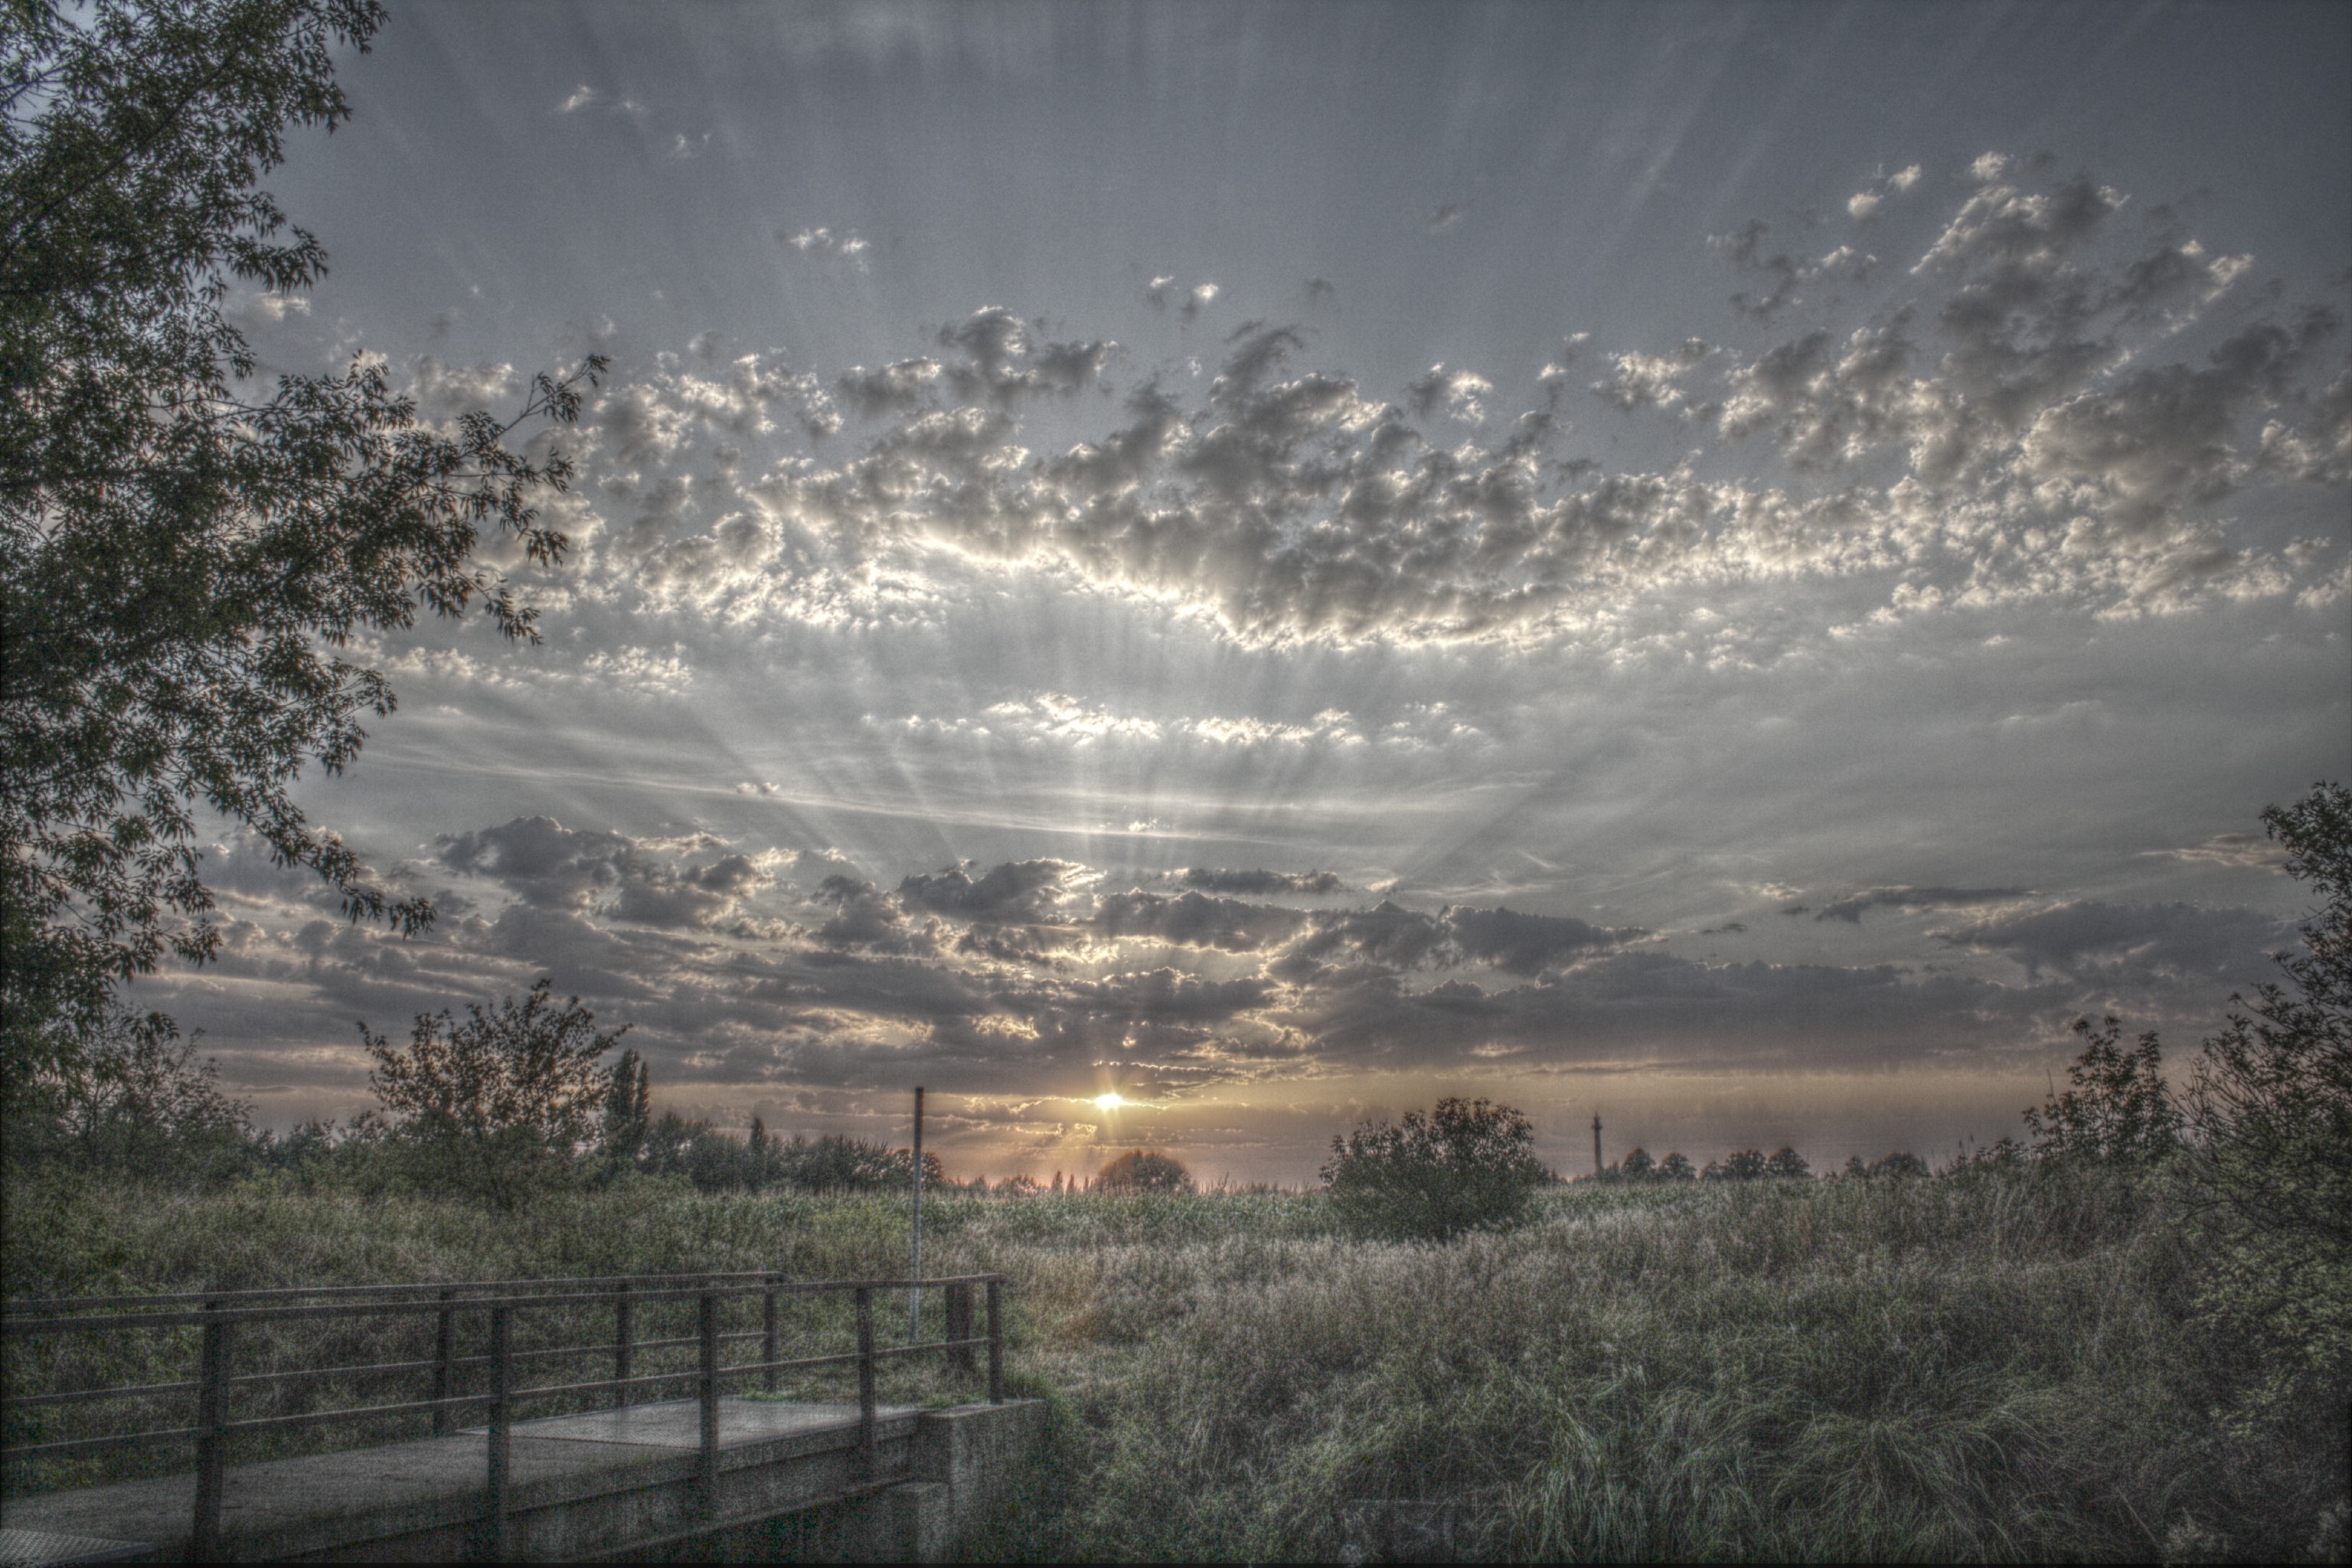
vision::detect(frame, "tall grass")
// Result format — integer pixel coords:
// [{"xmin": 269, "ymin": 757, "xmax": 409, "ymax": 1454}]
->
[{"xmin": 4, "ymin": 1166, "xmax": 2340, "ymax": 1561}]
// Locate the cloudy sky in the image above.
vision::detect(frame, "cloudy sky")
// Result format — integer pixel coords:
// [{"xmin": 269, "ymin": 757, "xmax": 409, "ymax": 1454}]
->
[{"xmin": 150, "ymin": 0, "xmax": 2350, "ymax": 1182}]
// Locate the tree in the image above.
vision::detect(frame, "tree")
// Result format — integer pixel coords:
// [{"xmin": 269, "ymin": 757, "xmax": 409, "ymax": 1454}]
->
[
  {"xmin": 361, "ymin": 979, "xmax": 625, "ymax": 1208},
  {"xmin": 1703, "ymin": 1148, "xmax": 1767, "ymax": 1181},
  {"xmin": 1094, "ymin": 1149, "xmax": 1193, "ymax": 1194},
  {"xmin": 1655, "ymin": 1151, "xmax": 1695, "ymax": 1181},
  {"xmin": 1765, "ymin": 1146, "xmax": 1811, "ymax": 1180},
  {"xmin": 2022, "ymin": 1015, "xmax": 2180, "ymax": 1161},
  {"xmin": 601, "ymin": 1047, "xmax": 652, "ymax": 1172},
  {"xmin": 1, "ymin": 0, "xmax": 604, "ymax": 1096},
  {"xmin": 1865, "ymin": 1151, "xmax": 1929, "ymax": 1180},
  {"xmin": 2, "ymin": 1007, "xmax": 251, "ymax": 1182},
  {"xmin": 1618, "ymin": 1145, "xmax": 1655, "ymax": 1180},
  {"xmin": 1321, "ymin": 1096, "xmax": 1550, "ymax": 1240},
  {"xmin": 2179, "ymin": 781, "xmax": 2352, "ymax": 1403}
]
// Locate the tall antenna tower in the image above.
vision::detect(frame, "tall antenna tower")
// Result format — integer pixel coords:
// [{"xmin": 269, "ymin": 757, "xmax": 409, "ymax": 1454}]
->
[{"xmin": 1592, "ymin": 1112, "xmax": 1602, "ymax": 1177}]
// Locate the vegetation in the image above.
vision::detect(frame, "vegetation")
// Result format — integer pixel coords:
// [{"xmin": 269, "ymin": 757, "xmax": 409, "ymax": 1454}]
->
[
  {"xmin": 1321, "ymin": 1096, "xmax": 1551, "ymax": 1240},
  {"xmin": 0, "ymin": 0, "xmax": 599, "ymax": 1103},
  {"xmin": 1094, "ymin": 1150, "xmax": 1194, "ymax": 1194},
  {"xmin": 5, "ymin": 1169, "xmax": 2344, "ymax": 1563},
  {"xmin": 359, "ymin": 980, "xmax": 626, "ymax": 1210}
]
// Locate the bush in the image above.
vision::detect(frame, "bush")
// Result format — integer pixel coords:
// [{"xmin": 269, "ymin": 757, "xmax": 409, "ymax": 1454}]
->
[
  {"xmin": 2176, "ymin": 782, "xmax": 2350, "ymax": 1503},
  {"xmin": 2024, "ymin": 1014, "xmax": 2180, "ymax": 1161},
  {"xmin": 1321, "ymin": 1097, "xmax": 1548, "ymax": 1240},
  {"xmin": 361, "ymin": 979, "xmax": 626, "ymax": 1210},
  {"xmin": 1095, "ymin": 1151, "xmax": 1194, "ymax": 1194}
]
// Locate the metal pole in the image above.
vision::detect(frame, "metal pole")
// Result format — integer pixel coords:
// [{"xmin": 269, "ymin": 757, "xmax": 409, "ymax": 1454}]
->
[
  {"xmin": 855, "ymin": 1286, "xmax": 877, "ymax": 1478},
  {"xmin": 1592, "ymin": 1113, "xmax": 1603, "ymax": 1178},
  {"xmin": 909, "ymin": 1086, "xmax": 925, "ymax": 1344},
  {"xmin": 192, "ymin": 1302, "xmax": 230, "ymax": 1560},
  {"xmin": 763, "ymin": 1276, "xmax": 779, "ymax": 1395},
  {"xmin": 486, "ymin": 1304, "xmax": 512, "ymax": 1562},
  {"xmin": 985, "ymin": 1278, "xmax": 1004, "ymax": 1404},
  {"xmin": 698, "ymin": 1292, "xmax": 721, "ymax": 1518},
  {"xmin": 613, "ymin": 1280, "xmax": 634, "ymax": 1410},
  {"xmin": 431, "ymin": 1287, "xmax": 456, "ymax": 1436}
]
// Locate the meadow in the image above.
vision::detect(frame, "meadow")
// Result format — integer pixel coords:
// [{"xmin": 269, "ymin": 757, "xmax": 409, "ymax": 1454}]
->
[{"xmin": 6, "ymin": 1162, "xmax": 2338, "ymax": 1563}]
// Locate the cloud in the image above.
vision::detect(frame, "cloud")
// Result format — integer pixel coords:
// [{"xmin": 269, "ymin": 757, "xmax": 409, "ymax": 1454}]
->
[
  {"xmin": 1713, "ymin": 221, "xmax": 1878, "ymax": 319},
  {"xmin": 1180, "ymin": 868, "xmax": 1347, "ymax": 896},
  {"xmin": 1936, "ymin": 899, "xmax": 2290, "ymax": 983},
  {"xmin": 1093, "ymin": 890, "xmax": 1315, "ymax": 953},
  {"xmin": 513, "ymin": 159, "xmax": 2343, "ymax": 651},
  {"xmin": 1406, "ymin": 364, "xmax": 1495, "ymax": 423},
  {"xmin": 2144, "ymin": 834, "xmax": 2289, "ymax": 872},
  {"xmin": 1441, "ymin": 905, "xmax": 1639, "ymax": 975},
  {"xmin": 898, "ymin": 860, "xmax": 1085, "ymax": 923},
  {"xmin": 1426, "ymin": 201, "xmax": 1468, "ymax": 233},
  {"xmin": 1592, "ymin": 340, "xmax": 1713, "ymax": 410},
  {"xmin": 1847, "ymin": 163, "xmax": 1922, "ymax": 222},
  {"xmin": 783, "ymin": 226, "xmax": 872, "ymax": 270},
  {"xmin": 1812, "ymin": 885, "xmax": 2030, "ymax": 923}
]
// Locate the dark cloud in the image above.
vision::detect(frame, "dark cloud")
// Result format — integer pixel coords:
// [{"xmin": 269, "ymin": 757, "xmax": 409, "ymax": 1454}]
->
[
  {"xmin": 436, "ymin": 816, "xmax": 635, "ymax": 910},
  {"xmin": 1812, "ymin": 885, "xmax": 2029, "ymax": 923},
  {"xmin": 1179, "ymin": 867, "xmax": 1346, "ymax": 896},
  {"xmin": 1937, "ymin": 899, "xmax": 2290, "ymax": 983},
  {"xmin": 897, "ymin": 859, "xmax": 1081, "ymax": 923},
  {"xmin": 1093, "ymin": 890, "xmax": 1313, "ymax": 952},
  {"xmin": 1442, "ymin": 904, "xmax": 1639, "ymax": 975}
]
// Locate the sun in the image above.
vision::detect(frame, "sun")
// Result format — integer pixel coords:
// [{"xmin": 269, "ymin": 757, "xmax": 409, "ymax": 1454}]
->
[{"xmin": 1093, "ymin": 1093, "xmax": 1125, "ymax": 1111}]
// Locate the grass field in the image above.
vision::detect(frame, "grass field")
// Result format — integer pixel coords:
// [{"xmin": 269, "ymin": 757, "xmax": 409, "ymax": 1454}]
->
[{"xmin": 4, "ymin": 1165, "xmax": 2342, "ymax": 1563}]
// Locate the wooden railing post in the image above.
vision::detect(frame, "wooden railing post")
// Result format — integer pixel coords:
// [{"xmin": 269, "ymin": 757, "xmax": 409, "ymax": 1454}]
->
[
  {"xmin": 698, "ymin": 1292, "xmax": 721, "ymax": 1518},
  {"xmin": 763, "ymin": 1276, "xmax": 779, "ymax": 1395},
  {"xmin": 431, "ymin": 1287, "xmax": 457, "ymax": 1437},
  {"xmin": 485, "ymin": 1303, "xmax": 512, "ymax": 1562},
  {"xmin": 945, "ymin": 1281, "xmax": 975, "ymax": 1374},
  {"xmin": 191, "ymin": 1301, "xmax": 231, "ymax": 1559},
  {"xmin": 613, "ymin": 1280, "xmax": 634, "ymax": 1409},
  {"xmin": 854, "ymin": 1286, "xmax": 877, "ymax": 1476},
  {"xmin": 985, "ymin": 1278, "xmax": 1004, "ymax": 1404}
]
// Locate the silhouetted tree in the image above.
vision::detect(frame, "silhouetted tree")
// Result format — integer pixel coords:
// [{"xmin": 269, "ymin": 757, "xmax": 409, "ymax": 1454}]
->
[
  {"xmin": 1765, "ymin": 1146, "xmax": 1811, "ymax": 1179},
  {"xmin": 362, "ymin": 980, "xmax": 625, "ymax": 1209},
  {"xmin": 2178, "ymin": 781, "xmax": 2352, "ymax": 1423},
  {"xmin": 2024, "ymin": 1015, "xmax": 2179, "ymax": 1161},
  {"xmin": 1619, "ymin": 1146, "xmax": 1656, "ymax": 1180},
  {"xmin": 1096, "ymin": 1149, "xmax": 1194, "ymax": 1193},
  {"xmin": 1656, "ymin": 1151, "xmax": 1696, "ymax": 1181},
  {"xmin": 1322, "ymin": 1097, "xmax": 1549, "ymax": 1240},
  {"xmin": 2, "ymin": 1, "xmax": 603, "ymax": 1099},
  {"xmin": 1704, "ymin": 1148, "xmax": 1767, "ymax": 1181}
]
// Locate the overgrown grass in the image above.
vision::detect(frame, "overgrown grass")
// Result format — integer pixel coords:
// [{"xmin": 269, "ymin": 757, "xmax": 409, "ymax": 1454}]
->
[{"xmin": 5, "ymin": 1166, "xmax": 2343, "ymax": 1562}]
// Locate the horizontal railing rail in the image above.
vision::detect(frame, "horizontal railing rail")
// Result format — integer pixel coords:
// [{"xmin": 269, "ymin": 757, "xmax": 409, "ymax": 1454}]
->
[{"xmin": 1, "ymin": 1271, "xmax": 1009, "ymax": 1560}]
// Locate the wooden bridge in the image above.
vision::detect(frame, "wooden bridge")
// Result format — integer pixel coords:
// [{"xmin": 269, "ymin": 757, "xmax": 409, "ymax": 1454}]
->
[{"xmin": 0, "ymin": 1272, "xmax": 1043, "ymax": 1563}]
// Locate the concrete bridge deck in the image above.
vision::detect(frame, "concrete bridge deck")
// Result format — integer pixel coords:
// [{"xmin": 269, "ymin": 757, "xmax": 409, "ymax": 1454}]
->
[{"xmin": 0, "ymin": 1395, "xmax": 1044, "ymax": 1563}]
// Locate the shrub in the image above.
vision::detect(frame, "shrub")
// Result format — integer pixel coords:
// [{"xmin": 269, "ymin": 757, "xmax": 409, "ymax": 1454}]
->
[
  {"xmin": 1702, "ymin": 1148, "xmax": 1767, "ymax": 1181},
  {"xmin": 1096, "ymin": 1151, "xmax": 1194, "ymax": 1194},
  {"xmin": 2176, "ymin": 782, "xmax": 2350, "ymax": 1508},
  {"xmin": 361, "ymin": 979, "xmax": 626, "ymax": 1209},
  {"xmin": 2024, "ymin": 1014, "xmax": 2180, "ymax": 1161},
  {"xmin": 1321, "ymin": 1097, "xmax": 1548, "ymax": 1240}
]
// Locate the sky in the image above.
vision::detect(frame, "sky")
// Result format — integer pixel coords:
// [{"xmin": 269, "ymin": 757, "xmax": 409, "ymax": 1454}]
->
[{"xmin": 145, "ymin": 0, "xmax": 2350, "ymax": 1183}]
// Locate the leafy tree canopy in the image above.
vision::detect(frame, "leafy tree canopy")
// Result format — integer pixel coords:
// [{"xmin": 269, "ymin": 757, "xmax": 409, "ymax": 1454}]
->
[
  {"xmin": 1095, "ymin": 1149, "xmax": 1194, "ymax": 1194},
  {"xmin": 2180, "ymin": 781, "xmax": 2351, "ymax": 1397},
  {"xmin": 1321, "ymin": 1096, "xmax": 1550, "ymax": 1240},
  {"xmin": 362, "ymin": 979, "xmax": 625, "ymax": 1208},
  {"xmin": 1, "ymin": 0, "xmax": 602, "ymax": 1094}
]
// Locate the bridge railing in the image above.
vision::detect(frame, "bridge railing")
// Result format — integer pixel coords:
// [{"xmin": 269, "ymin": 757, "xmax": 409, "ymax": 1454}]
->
[{"xmin": 1, "ymin": 1271, "xmax": 1008, "ymax": 1558}]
